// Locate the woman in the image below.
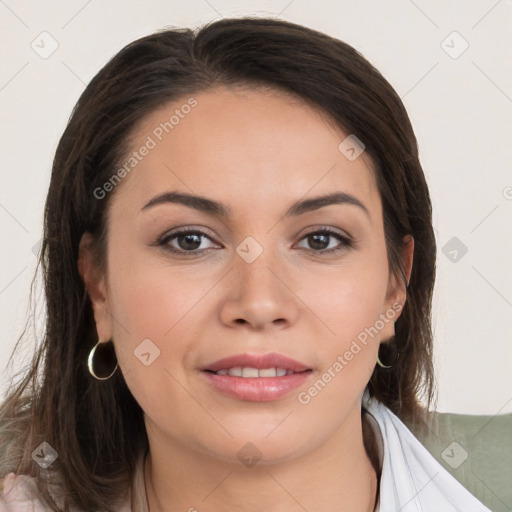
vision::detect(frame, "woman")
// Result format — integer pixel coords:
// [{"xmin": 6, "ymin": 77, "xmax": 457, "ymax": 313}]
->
[{"xmin": 0, "ymin": 17, "xmax": 491, "ymax": 512}]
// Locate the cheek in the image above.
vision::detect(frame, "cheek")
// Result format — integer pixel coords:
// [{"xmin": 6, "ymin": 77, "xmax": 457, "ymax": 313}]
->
[
  {"xmin": 306, "ymin": 252, "xmax": 391, "ymax": 343},
  {"xmin": 105, "ymin": 250, "xmax": 200, "ymax": 398},
  {"xmin": 107, "ymin": 246, "xmax": 207, "ymax": 339},
  {"xmin": 106, "ymin": 260, "xmax": 204, "ymax": 434},
  {"xmin": 301, "ymin": 247, "xmax": 390, "ymax": 392}
]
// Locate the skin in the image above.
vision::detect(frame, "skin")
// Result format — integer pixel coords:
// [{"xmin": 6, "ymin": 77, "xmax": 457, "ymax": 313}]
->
[{"xmin": 79, "ymin": 85, "xmax": 414, "ymax": 512}]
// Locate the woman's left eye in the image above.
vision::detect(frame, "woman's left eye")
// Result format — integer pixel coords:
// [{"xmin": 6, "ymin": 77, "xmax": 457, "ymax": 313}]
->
[
  {"xmin": 156, "ymin": 227, "xmax": 353, "ymax": 256},
  {"xmin": 296, "ymin": 228, "xmax": 353, "ymax": 253}
]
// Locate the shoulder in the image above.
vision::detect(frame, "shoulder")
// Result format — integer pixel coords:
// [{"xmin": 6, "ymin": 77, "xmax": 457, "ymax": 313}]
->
[{"xmin": 0, "ymin": 472, "xmax": 54, "ymax": 511}]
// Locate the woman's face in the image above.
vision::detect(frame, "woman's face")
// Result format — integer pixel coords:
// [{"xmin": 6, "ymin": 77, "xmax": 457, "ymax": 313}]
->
[{"xmin": 80, "ymin": 85, "xmax": 412, "ymax": 465}]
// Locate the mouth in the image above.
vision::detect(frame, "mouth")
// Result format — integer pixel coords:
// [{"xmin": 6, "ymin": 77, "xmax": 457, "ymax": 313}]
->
[
  {"xmin": 204, "ymin": 367, "xmax": 305, "ymax": 377},
  {"xmin": 200, "ymin": 352, "xmax": 313, "ymax": 402}
]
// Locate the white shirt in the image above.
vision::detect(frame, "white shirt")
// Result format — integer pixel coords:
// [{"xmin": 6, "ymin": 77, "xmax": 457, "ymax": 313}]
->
[{"xmin": 361, "ymin": 389, "xmax": 491, "ymax": 511}]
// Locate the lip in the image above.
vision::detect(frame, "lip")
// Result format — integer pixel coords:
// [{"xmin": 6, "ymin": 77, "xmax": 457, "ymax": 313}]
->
[
  {"xmin": 201, "ymin": 352, "xmax": 310, "ymax": 373},
  {"xmin": 201, "ymin": 371, "xmax": 312, "ymax": 401},
  {"xmin": 199, "ymin": 352, "xmax": 313, "ymax": 402}
]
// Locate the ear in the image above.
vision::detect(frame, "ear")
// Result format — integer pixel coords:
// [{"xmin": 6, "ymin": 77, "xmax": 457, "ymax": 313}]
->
[
  {"xmin": 78, "ymin": 232, "xmax": 113, "ymax": 341},
  {"xmin": 380, "ymin": 235, "xmax": 414, "ymax": 341}
]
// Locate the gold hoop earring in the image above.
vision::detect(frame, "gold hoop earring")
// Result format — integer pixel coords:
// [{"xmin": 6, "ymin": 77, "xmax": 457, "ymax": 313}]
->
[
  {"xmin": 87, "ymin": 339, "xmax": 118, "ymax": 380},
  {"xmin": 376, "ymin": 354, "xmax": 397, "ymax": 369},
  {"xmin": 376, "ymin": 337, "xmax": 400, "ymax": 369}
]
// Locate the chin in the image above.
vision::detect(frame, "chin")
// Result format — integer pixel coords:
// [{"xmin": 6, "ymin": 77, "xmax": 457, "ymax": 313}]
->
[{"xmin": 195, "ymin": 426, "xmax": 318, "ymax": 467}]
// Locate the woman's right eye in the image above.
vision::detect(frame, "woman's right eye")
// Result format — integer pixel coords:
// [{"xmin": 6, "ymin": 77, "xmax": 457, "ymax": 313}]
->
[{"xmin": 157, "ymin": 229, "xmax": 218, "ymax": 255}]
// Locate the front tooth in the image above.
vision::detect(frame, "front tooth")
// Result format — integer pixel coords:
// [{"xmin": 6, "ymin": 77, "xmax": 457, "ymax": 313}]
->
[
  {"xmin": 242, "ymin": 367, "xmax": 259, "ymax": 378},
  {"xmin": 224, "ymin": 367, "xmax": 292, "ymax": 377},
  {"xmin": 258, "ymin": 368, "xmax": 277, "ymax": 377}
]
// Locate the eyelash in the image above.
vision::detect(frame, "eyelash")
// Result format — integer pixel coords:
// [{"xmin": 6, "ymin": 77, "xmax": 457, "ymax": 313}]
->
[{"xmin": 155, "ymin": 227, "xmax": 354, "ymax": 256}]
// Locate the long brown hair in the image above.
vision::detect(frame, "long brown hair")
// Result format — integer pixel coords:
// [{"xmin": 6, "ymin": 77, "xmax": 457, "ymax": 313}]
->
[{"xmin": 0, "ymin": 17, "xmax": 436, "ymax": 511}]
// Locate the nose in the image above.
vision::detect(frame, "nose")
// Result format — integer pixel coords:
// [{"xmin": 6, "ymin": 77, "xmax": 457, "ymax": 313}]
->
[{"xmin": 219, "ymin": 246, "xmax": 300, "ymax": 331}]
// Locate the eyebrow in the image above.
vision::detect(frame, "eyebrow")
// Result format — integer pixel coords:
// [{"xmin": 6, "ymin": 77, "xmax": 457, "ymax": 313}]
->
[{"xmin": 141, "ymin": 191, "xmax": 370, "ymax": 220}]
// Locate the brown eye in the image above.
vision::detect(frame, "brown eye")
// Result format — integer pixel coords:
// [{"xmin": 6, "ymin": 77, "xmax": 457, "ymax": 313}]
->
[
  {"xmin": 174, "ymin": 233, "xmax": 203, "ymax": 251},
  {"xmin": 158, "ymin": 229, "xmax": 218, "ymax": 255},
  {"xmin": 297, "ymin": 228, "xmax": 353, "ymax": 254}
]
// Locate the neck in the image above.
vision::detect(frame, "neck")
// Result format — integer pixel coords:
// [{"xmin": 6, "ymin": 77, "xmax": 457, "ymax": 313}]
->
[{"xmin": 143, "ymin": 406, "xmax": 380, "ymax": 512}]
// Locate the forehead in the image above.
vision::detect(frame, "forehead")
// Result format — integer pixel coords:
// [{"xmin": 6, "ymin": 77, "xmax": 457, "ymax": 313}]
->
[{"xmin": 110, "ymin": 85, "xmax": 380, "ymax": 223}]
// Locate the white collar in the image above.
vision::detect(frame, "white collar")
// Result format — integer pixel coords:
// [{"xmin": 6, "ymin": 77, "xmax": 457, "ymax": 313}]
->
[{"xmin": 361, "ymin": 389, "xmax": 491, "ymax": 511}]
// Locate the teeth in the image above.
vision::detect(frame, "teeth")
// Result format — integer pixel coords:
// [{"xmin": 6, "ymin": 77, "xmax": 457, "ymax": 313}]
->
[
  {"xmin": 242, "ymin": 367, "xmax": 259, "ymax": 378},
  {"xmin": 216, "ymin": 367, "xmax": 294, "ymax": 378},
  {"xmin": 258, "ymin": 368, "xmax": 277, "ymax": 377}
]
